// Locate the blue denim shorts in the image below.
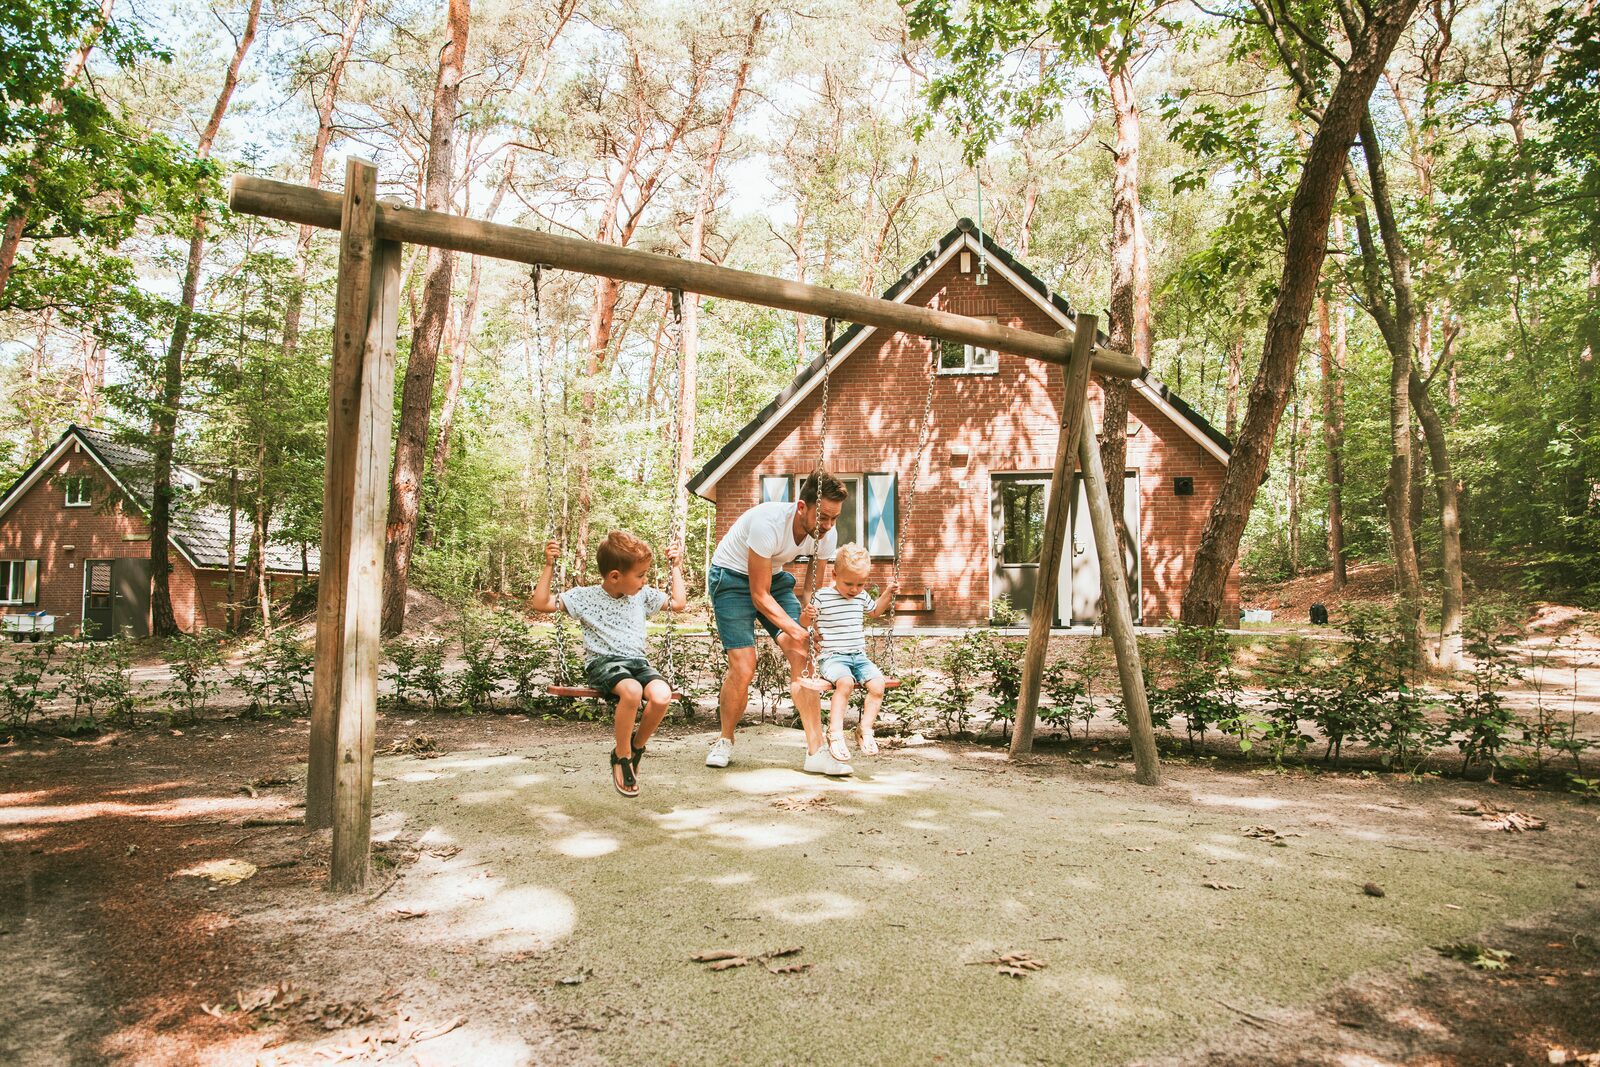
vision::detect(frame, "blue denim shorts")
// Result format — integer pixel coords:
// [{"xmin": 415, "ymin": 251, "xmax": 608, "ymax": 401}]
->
[
  {"xmin": 708, "ymin": 565, "xmax": 801, "ymax": 651},
  {"xmin": 820, "ymin": 652, "xmax": 883, "ymax": 685}
]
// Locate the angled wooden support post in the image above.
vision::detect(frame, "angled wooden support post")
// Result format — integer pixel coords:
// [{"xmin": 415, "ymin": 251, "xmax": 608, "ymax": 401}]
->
[
  {"xmin": 1011, "ymin": 313, "xmax": 1098, "ymax": 758},
  {"xmin": 1078, "ymin": 411, "xmax": 1162, "ymax": 786},
  {"xmin": 326, "ymin": 158, "xmax": 401, "ymax": 892},
  {"xmin": 308, "ymin": 158, "xmax": 377, "ymax": 830}
]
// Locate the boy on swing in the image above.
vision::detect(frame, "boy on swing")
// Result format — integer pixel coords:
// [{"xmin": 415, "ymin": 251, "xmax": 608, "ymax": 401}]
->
[
  {"xmin": 533, "ymin": 531, "xmax": 687, "ymax": 797},
  {"xmin": 806, "ymin": 543, "xmax": 896, "ymax": 759}
]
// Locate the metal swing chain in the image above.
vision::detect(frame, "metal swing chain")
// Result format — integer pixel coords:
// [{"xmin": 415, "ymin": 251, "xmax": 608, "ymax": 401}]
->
[
  {"xmin": 885, "ymin": 334, "xmax": 939, "ymax": 676},
  {"xmin": 659, "ymin": 287, "xmax": 685, "ymax": 692},
  {"xmin": 531, "ymin": 263, "xmax": 577, "ymax": 686},
  {"xmin": 803, "ymin": 316, "xmax": 836, "ymax": 682}
]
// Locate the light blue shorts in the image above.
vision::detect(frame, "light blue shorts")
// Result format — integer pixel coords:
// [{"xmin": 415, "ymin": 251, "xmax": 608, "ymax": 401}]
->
[{"xmin": 820, "ymin": 652, "xmax": 883, "ymax": 685}]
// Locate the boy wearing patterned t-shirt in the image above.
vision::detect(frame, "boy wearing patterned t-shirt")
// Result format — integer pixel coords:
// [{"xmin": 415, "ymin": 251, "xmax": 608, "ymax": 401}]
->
[
  {"xmin": 811, "ymin": 542, "xmax": 896, "ymax": 760},
  {"xmin": 533, "ymin": 531, "xmax": 687, "ymax": 797}
]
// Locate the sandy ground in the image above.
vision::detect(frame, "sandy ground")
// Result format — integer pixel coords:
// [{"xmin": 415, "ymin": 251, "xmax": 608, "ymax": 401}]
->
[{"xmin": 3, "ymin": 714, "xmax": 1597, "ymax": 1066}]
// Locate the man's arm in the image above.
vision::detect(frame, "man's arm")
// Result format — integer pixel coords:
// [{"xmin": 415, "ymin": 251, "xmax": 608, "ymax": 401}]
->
[{"xmin": 746, "ymin": 549, "xmax": 809, "ymax": 642}]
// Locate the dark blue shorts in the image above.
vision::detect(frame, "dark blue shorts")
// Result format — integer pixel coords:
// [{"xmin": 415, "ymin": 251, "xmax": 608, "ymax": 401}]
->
[
  {"xmin": 708, "ymin": 565, "xmax": 802, "ymax": 651},
  {"xmin": 583, "ymin": 656, "xmax": 666, "ymax": 700}
]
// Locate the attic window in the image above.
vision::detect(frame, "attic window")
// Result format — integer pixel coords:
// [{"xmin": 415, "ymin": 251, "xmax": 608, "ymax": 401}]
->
[
  {"xmin": 64, "ymin": 476, "xmax": 92, "ymax": 507},
  {"xmin": 938, "ymin": 316, "xmax": 999, "ymax": 375}
]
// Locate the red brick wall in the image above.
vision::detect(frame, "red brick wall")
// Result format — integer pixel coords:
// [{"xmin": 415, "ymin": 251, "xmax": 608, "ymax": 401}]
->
[
  {"xmin": 706, "ymin": 250, "xmax": 1241, "ymax": 626},
  {"xmin": 0, "ymin": 446, "xmax": 214, "ymax": 634}
]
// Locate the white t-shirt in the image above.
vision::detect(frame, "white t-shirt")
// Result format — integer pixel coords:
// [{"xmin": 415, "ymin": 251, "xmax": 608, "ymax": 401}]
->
[{"xmin": 710, "ymin": 501, "xmax": 838, "ymax": 575}]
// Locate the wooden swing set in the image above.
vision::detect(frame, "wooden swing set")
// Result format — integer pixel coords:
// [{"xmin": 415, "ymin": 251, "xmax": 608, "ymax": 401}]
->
[{"xmin": 230, "ymin": 157, "xmax": 1161, "ymax": 892}]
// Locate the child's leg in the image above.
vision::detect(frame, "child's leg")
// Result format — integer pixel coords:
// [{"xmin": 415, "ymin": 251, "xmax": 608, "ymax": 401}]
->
[
  {"xmin": 828, "ymin": 677, "xmax": 854, "ymax": 734},
  {"xmin": 861, "ymin": 677, "xmax": 887, "ymax": 734},
  {"xmin": 612, "ymin": 679, "xmax": 644, "ymax": 759},
  {"xmin": 635, "ymin": 679, "xmax": 672, "ymax": 748}
]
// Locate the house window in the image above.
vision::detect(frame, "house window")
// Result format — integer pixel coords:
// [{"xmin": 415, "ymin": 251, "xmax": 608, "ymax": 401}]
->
[
  {"xmin": 938, "ymin": 316, "xmax": 999, "ymax": 374},
  {"xmin": 783, "ymin": 472, "xmax": 902, "ymax": 560},
  {"xmin": 64, "ymin": 475, "xmax": 92, "ymax": 507},
  {"xmin": 0, "ymin": 560, "xmax": 40, "ymax": 606}
]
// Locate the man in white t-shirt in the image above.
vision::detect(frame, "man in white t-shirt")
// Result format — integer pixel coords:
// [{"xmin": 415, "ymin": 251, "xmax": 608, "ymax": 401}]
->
[{"xmin": 705, "ymin": 471, "xmax": 850, "ymax": 775}]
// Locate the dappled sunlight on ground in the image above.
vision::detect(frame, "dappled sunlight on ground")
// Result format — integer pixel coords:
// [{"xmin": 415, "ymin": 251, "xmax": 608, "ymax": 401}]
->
[
  {"xmin": 0, "ymin": 794, "xmax": 270, "ymax": 826},
  {"xmin": 1186, "ymin": 791, "xmax": 1288, "ymax": 812}
]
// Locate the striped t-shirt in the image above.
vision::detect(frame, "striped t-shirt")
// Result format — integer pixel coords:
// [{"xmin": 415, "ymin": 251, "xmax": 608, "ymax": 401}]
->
[{"xmin": 812, "ymin": 586, "xmax": 874, "ymax": 656}]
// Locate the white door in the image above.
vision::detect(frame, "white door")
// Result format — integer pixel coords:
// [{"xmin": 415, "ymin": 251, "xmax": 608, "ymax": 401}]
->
[{"xmin": 1067, "ymin": 472, "xmax": 1141, "ymax": 625}]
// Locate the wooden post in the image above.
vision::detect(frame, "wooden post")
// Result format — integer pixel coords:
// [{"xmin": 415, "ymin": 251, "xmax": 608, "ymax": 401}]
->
[
  {"xmin": 329, "ymin": 232, "xmax": 401, "ymax": 889},
  {"xmin": 1078, "ymin": 414, "xmax": 1162, "ymax": 786},
  {"xmin": 1011, "ymin": 313, "xmax": 1098, "ymax": 757},
  {"xmin": 307, "ymin": 158, "xmax": 377, "ymax": 830}
]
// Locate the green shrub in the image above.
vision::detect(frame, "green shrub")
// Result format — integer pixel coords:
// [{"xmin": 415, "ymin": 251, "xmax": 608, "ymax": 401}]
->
[
  {"xmin": 1150, "ymin": 623, "xmax": 1238, "ymax": 751},
  {"xmin": 455, "ymin": 608, "xmax": 504, "ymax": 711},
  {"xmin": 162, "ymin": 629, "xmax": 226, "ymax": 724},
  {"xmin": 1441, "ymin": 604, "xmax": 1525, "ymax": 778},
  {"xmin": 935, "ymin": 631, "xmax": 988, "ymax": 736},
  {"xmin": 2, "ymin": 638, "xmax": 61, "ymax": 728}
]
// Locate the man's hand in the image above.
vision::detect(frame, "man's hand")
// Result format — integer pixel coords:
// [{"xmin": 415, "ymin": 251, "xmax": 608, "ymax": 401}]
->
[
  {"xmin": 544, "ymin": 540, "xmax": 560, "ymax": 564},
  {"xmin": 799, "ymin": 603, "xmax": 817, "ymax": 628}
]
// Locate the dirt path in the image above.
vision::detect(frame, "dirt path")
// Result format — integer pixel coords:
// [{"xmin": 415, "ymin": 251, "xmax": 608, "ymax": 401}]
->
[{"xmin": 2, "ymin": 712, "xmax": 1597, "ymax": 1065}]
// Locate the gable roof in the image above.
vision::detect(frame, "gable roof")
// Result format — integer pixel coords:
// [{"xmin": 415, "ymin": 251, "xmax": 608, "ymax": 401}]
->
[
  {"xmin": 0, "ymin": 425, "xmax": 318, "ymax": 574},
  {"xmin": 688, "ymin": 218, "xmax": 1232, "ymax": 499}
]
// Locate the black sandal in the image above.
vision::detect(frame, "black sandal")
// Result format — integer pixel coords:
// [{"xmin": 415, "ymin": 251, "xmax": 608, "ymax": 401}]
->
[
  {"xmin": 630, "ymin": 730, "xmax": 646, "ymax": 771},
  {"xmin": 610, "ymin": 748, "xmax": 638, "ymax": 797}
]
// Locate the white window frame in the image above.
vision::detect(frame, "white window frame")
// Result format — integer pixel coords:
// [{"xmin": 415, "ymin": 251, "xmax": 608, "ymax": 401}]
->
[
  {"xmin": 0, "ymin": 560, "xmax": 38, "ymax": 606},
  {"xmin": 936, "ymin": 316, "xmax": 999, "ymax": 375},
  {"xmin": 64, "ymin": 475, "xmax": 92, "ymax": 507}
]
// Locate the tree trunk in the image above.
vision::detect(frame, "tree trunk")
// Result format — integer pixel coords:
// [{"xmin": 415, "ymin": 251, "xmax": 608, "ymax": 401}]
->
[
  {"xmin": 282, "ymin": 0, "xmax": 368, "ymax": 355},
  {"xmin": 425, "ymin": 154, "xmax": 517, "ymax": 530},
  {"xmin": 1097, "ymin": 51, "xmax": 1153, "ymax": 575},
  {"xmin": 381, "ymin": 0, "xmax": 470, "ymax": 636},
  {"xmin": 673, "ymin": 12, "xmax": 763, "ymax": 555},
  {"xmin": 1411, "ymin": 369, "xmax": 1463, "ymax": 667},
  {"xmin": 1318, "ymin": 286, "xmax": 1348, "ymax": 586},
  {"xmin": 1181, "ymin": 0, "xmax": 1422, "ymax": 626},
  {"xmin": 1288, "ymin": 389, "xmax": 1305, "ymax": 575},
  {"xmin": 149, "ymin": 0, "xmax": 262, "ymax": 637}
]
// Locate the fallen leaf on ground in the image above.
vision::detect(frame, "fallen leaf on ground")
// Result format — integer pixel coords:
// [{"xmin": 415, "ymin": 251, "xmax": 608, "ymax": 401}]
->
[
  {"xmin": 707, "ymin": 957, "xmax": 749, "ymax": 970},
  {"xmin": 556, "ymin": 967, "xmax": 592, "ymax": 985},
  {"xmin": 392, "ymin": 908, "xmax": 428, "ymax": 920},
  {"xmin": 771, "ymin": 794, "xmax": 834, "ymax": 812},
  {"xmin": 691, "ymin": 950, "xmax": 744, "ymax": 962},
  {"xmin": 1203, "ymin": 881, "xmax": 1243, "ymax": 891},
  {"xmin": 177, "ymin": 858, "xmax": 257, "ymax": 885},
  {"xmin": 1437, "ymin": 941, "xmax": 1516, "ymax": 970},
  {"xmin": 236, "ymin": 981, "xmax": 302, "ymax": 1013},
  {"xmin": 1363, "ymin": 882, "xmax": 1386, "ymax": 898},
  {"xmin": 969, "ymin": 951, "xmax": 1047, "ymax": 978},
  {"xmin": 389, "ymin": 735, "xmax": 440, "ymax": 758},
  {"xmin": 767, "ymin": 962, "xmax": 812, "ymax": 974}
]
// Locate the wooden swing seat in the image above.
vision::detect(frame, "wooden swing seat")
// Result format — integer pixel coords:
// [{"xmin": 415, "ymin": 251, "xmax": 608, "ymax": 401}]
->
[
  {"xmin": 797, "ymin": 676, "xmax": 902, "ymax": 692},
  {"xmin": 546, "ymin": 684, "xmax": 685, "ymax": 701}
]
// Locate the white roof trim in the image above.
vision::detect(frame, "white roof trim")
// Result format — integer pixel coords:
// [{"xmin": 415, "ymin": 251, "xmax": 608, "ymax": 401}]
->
[
  {"xmin": 693, "ymin": 233, "xmax": 1229, "ymax": 498},
  {"xmin": 692, "ymin": 236, "xmax": 969, "ymax": 497},
  {"xmin": 0, "ymin": 429, "xmax": 206, "ymax": 570},
  {"xmin": 977, "ymin": 248, "xmax": 1233, "ymax": 467}
]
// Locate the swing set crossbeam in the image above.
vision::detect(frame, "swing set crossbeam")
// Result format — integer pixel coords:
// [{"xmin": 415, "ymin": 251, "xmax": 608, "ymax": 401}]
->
[{"xmin": 229, "ymin": 175, "xmax": 1144, "ymax": 381}]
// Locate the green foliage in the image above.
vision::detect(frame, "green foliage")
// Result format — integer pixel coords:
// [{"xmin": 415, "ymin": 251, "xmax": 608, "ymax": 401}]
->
[
  {"xmin": 1150, "ymin": 623, "xmax": 1238, "ymax": 751},
  {"xmin": 455, "ymin": 609, "xmax": 505, "ymax": 711},
  {"xmin": 161, "ymin": 629, "xmax": 225, "ymax": 724},
  {"xmin": 1, "ymin": 638, "xmax": 61, "ymax": 728},
  {"xmin": 989, "ymin": 596, "xmax": 1022, "ymax": 626},
  {"xmin": 1441, "ymin": 604, "xmax": 1526, "ymax": 778},
  {"xmin": 935, "ymin": 631, "xmax": 989, "ymax": 736},
  {"xmin": 233, "ymin": 629, "xmax": 313, "ymax": 717},
  {"xmin": 979, "ymin": 636, "xmax": 1026, "ymax": 738}
]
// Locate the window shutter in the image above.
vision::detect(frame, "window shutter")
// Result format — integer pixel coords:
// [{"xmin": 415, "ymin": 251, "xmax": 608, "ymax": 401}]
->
[
  {"xmin": 760, "ymin": 475, "xmax": 792, "ymax": 503},
  {"xmin": 22, "ymin": 560, "xmax": 39, "ymax": 605},
  {"xmin": 864, "ymin": 473, "xmax": 898, "ymax": 559}
]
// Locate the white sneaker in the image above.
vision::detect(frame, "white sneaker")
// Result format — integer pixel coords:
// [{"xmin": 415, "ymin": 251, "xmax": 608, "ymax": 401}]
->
[
  {"xmin": 802, "ymin": 747, "xmax": 854, "ymax": 777},
  {"xmin": 706, "ymin": 737, "xmax": 734, "ymax": 768}
]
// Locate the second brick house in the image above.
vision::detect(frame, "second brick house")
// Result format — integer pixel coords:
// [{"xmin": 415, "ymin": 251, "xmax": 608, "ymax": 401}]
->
[{"xmin": 0, "ymin": 425, "xmax": 315, "ymax": 638}]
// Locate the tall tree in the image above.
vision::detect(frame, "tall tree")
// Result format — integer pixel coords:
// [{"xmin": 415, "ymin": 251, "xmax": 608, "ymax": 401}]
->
[
  {"xmin": 1179, "ymin": 0, "xmax": 1424, "ymax": 626},
  {"xmin": 381, "ymin": 0, "xmax": 470, "ymax": 635},
  {"xmin": 149, "ymin": 0, "xmax": 263, "ymax": 637}
]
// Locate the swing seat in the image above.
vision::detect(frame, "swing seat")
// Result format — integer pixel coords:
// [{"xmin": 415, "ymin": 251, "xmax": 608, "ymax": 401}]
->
[
  {"xmin": 546, "ymin": 684, "xmax": 685, "ymax": 701},
  {"xmin": 797, "ymin": 676, "xmax": 902, "ymax": 692}
]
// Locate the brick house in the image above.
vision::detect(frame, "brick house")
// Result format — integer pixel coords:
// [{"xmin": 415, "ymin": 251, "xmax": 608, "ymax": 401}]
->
[
  {"xmin": 0, "ymin": 425, "xmax": 316, "ymax": 638},
  {"xmin": 688, "ymin": 220, "xmax": 1240, "ymax": 628}
]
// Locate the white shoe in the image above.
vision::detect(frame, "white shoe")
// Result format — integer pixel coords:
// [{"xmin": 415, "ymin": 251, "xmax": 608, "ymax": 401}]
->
[
  {"xmin": 706, "ymin": 737, "xmax": 734, "ymax": 768},
  {"xmin": 803, "ymin": 747, "xmax": 854, "ymax": 777}
]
